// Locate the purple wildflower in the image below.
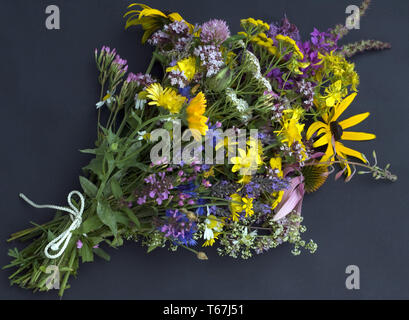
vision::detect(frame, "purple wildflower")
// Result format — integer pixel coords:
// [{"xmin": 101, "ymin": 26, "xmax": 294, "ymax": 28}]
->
[
  {"xmin": 128, "ymin": 73, "xmax": 156, "ymax": 89},
  {"xmin": 193, "ymin": 44, "xmax": 224, "ymax": 77},
  {"xmin": 159, "ymin": 209, "xmax": 197, "ymax": 246},
  {"xmin": 149, "ymin": 20, "xmax": 193, "ymax": 52},
  {"xmin": 267, "ymin": 68, "xmax": 294, "ymax": 90},
  {"xmin": 268, "ymin": 15, "xmax": 300, "ymax": 41},
  {"xmin": 134, "ymin": 171, "xmax": 174, "ymax": 206},
  {"xmin": 296, "ymin": 79, "xmax": 316, "ymax": 110},
  {"xmin": 112, "ymin": 54, "xmax": 128, "ymax": 73},
  {"xmin": 310, "ymin": 28, "xmax": 339, "ymax": 52},
  {"xmin": 164, "ymin": 20, "xmax": 189, "ymax": 34},
  {"xmin": 168, "ymin": 69, "xmax": 188, "ymax": 88}
]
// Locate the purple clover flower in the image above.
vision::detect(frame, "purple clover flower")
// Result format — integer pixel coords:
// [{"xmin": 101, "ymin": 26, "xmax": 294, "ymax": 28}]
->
[{"xmin": 200, "ymin": 19, "xmax": 231, "ymax": 45}]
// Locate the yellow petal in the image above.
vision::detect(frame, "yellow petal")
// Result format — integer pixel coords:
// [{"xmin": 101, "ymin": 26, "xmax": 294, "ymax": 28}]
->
[
  {"xmin": 168, "ymin": 12, "xmax": 184, "ymax": 21},
  {"xmin": 139, "ymin": 8, "xmax": 167, "ymax": 19},
  {"xmin": 332, "ymin": 93, "xmax": 357, "ymax": 121},
  {"xmin": 306, "ymin": 121, "xmax": 326, "ymax": 140},
  {"xmin": 341, "ymin": 131, "xmax": 376, "ymax": 141},
  {"xmin": 320, "ymin": 140, "xmax": 334, "ymax": 163},
  {"xmin": 326, "ymin": 96, "xmax": 336, "ymax": 107},
  {"xmin": 335, "ymin": 142, "xmax": 366, "ymax": 163},
  {"xmin": 339, "ymin": 112, "xmax": 370, "ymax": 129},
  {"xmin": 313, "ymin": 134, "xmax": 329, "ymax": 148}
]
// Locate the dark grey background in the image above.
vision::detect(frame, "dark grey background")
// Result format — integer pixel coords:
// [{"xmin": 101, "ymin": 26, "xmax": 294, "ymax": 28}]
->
[{"xmin": 0, "ymin": 0, "xmax": 408, "ymax": 300}]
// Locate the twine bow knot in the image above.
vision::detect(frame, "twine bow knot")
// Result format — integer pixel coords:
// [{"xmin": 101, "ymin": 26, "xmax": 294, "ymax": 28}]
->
[{"xmin": 19, "ymin": 191, "xmax": 85, "ymax": 259}]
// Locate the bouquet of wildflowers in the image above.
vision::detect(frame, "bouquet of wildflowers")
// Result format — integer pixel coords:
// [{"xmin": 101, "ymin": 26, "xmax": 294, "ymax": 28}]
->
[{"xmin": 4, "ymin": 1, "xmax": 396, "ymax": 296}]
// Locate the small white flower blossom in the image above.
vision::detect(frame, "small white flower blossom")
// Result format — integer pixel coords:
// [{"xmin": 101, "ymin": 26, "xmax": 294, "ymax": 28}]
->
[
  {"xmin": 135, "ymin": 93, "xmax": 147, "ymax": 110},
  {"xmin": 96, "ymin": 90, "xmax": 115, "ymax": 109},
  {"xmin": 243, "ymin": 50, "xmax": 272, "ymax": 92},
  {"xmin": 226, "ymin": 88, "xmax": 249, "ymax": 113}
]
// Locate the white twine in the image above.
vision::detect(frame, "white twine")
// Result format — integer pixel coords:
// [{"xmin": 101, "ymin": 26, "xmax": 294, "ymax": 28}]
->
[{"xmin": 19, "ymin": 191, "xmax": 85, "ymax": 259}]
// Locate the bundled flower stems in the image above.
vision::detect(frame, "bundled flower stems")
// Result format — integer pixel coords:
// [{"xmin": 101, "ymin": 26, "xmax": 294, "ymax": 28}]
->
[{"xmin": 4, "ymin": 1, "xmax": 396, "ymax": 296}]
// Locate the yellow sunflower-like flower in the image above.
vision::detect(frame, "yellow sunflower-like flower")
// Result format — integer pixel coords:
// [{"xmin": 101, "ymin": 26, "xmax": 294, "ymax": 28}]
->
[
  {"xmin": 124, "ymin": 3, "xmax": 193, "ymax": 43},
  {"xmin": 186, "ymin": 91, "xmax": 208, "ymax": 140},
  {"xmin": 166, "ymin": 56, "xmax": 197, "ymax": 81},
  {"xmin": 146, "ymin": 83, "xmax": 186, "ymax": 114},
  {"xmin": 306, "ymin": 93, "xmax": 376, "ymax": 176}
]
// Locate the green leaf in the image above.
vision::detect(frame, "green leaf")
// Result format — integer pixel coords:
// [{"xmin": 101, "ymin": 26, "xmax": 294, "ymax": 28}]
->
[
  {"xmin": 114, "ymin": 210, "xmax": 130, "ymax": 226},
  {"xmin": 147, "ymin": 244, "xmax": 160, "ymax": 253},
  {"xmin": 76, "ymin": 215, "xmax": 104, "ymax": 234},
  {"xmin": 79, "ymin": 176, "xmax": 98, "ymax": 197},
  {"xmin": 47, "ymin": 230, "xmax": 56, "ymax": 242},
  {"xmin": 93, "ymin": 248, "xmax": 110, "ymax": 261},
  {"xmin": 105, "ymin": 152, "xmax": 115, "ymax": 173},
  {"xmin": 125, "ymin": 141, "xmax": 142, "ymax": 158},
  {"xmin": 96, "ymin": 202, "xmax": 117, "ymax": 237},
  {"xmin": 83, "ymin": 156, "xmax": 104, "ymax": 179},
  {"xmin": 79, "ymin": 240, "xmax": 94, "ymax": 263},
  {"xmin": 123, "ymin": 208, "xmax": 141, "ymax": 229},
  {"xmin": 79, "ymin": 148, "xmax": 97, "ymax": 154},
  {"xmin": 110, "ymin": 179, "xmax": 123, "ymax": 199},
  {"xmin": 111, "ymin": 236, "xmax": 123, "ymax": 247}
]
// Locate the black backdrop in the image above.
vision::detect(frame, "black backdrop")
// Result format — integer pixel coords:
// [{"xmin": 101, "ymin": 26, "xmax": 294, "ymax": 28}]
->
[{"xmin": 0, "ymin": 0, "xmax": 408, "ymax": 299}]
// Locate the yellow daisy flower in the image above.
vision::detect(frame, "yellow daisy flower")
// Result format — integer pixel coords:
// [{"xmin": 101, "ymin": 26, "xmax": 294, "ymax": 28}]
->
[
  {"xmin": 306, "ymin": 93, "xmax": 376, "ymax": 176},
  {"xmin": 186, "ymin": 92, "xmax": 208, "ymax": 140},
  {"xmin": 146, "ymin": 83, "xmax": 186, "ymax": 114}
]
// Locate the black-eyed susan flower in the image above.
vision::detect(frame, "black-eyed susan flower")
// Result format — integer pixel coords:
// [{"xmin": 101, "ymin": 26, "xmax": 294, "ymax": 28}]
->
[
  {"xmin": 306, "ymin": 93, "xmax": 376, "ymax": 176},
  {"xmin": 124, "ymin": 4, "xmax": 193, "ymax": 43},
  {"xmin": 145, "ymin": 83, "xmax": 186, "ymax": 114}
]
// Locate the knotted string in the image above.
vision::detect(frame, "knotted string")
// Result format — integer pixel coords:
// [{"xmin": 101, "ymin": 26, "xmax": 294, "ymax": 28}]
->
[{"xmin": 19, "ymin": 191, "xmax": 85, "ymax": 259}]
